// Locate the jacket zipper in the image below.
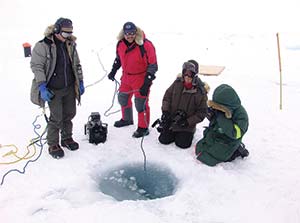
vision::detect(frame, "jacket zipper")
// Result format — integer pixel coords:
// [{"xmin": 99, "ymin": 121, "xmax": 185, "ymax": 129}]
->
[{"xmin": 61, "ymin": 44, "xmax": 68, "ymax": 87}]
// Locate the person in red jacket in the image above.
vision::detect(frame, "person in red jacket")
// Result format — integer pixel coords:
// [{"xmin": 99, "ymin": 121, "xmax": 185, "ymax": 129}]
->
[{"xmin": 108, "ymin": 21, "xmax": 158, "ymax": 138}]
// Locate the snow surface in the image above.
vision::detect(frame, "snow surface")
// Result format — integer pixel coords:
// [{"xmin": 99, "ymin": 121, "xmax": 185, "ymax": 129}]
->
[{"xmin": 1, "ymin": 0, "xmax": 300, "ymax": 222}]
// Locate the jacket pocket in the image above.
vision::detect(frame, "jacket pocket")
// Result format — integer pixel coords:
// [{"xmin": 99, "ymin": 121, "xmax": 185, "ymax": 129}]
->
[{"xmin": 30, "ymin": 79, "xmax": 43, "ymax": 107}]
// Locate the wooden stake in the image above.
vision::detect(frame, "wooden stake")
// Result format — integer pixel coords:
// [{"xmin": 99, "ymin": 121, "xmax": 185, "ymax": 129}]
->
[{"xmin": 276, "ymin": 33, "xmax": 283, "ymax": 110}]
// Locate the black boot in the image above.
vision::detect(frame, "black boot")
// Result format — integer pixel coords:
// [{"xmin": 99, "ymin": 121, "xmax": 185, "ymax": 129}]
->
[
  {"xmin": 238, "ymin": 143, "xmax": 249, "ymax": 158},
  {"xmin": 114, "ymin": 119, "xmax": 133, "ymax": 128},
  {"xmin": 132, "ymin": 127, "xmax": 149, "ymax": 138},
  {"xmin": 61, "ymin": 138, "xmax": 79, "ymax": 151},
  {"xmin": 226, "ymin": 143, "xmax": 249, "ymax": 162},
  {"xmin": 49, "ymin": 145, "xmax": 64, "ymax": 159}
]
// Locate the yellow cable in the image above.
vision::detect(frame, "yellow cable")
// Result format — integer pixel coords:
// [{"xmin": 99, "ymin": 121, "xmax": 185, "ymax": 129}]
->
[
  {"xmin": 0, "ymin": 110, "xmax": 47, "ymax": 165},
  {"xmin": 0, "ymin": 141, "xmax": 37, "ymax": 165}
]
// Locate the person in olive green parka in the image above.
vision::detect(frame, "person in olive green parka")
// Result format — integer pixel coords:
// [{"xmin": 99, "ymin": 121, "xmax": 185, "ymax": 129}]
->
[{"xmin": 195, "ymin": 84, "xmax": 249, "ymax": 166}]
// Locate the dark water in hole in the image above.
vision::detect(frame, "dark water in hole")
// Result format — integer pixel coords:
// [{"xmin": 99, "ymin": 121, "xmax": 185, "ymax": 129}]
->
[{"xmin": 99, "ymin": 163, "xmax": 178, "ymax": 201}]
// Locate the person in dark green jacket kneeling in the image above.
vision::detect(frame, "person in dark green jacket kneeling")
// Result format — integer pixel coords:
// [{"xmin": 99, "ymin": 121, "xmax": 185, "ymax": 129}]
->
[{"xmin": 195, "ymin": 84, "xmax": 249, "ymax": 166}]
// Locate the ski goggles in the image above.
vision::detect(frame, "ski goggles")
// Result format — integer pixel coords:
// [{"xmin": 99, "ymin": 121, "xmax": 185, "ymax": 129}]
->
[
  {"xmin": 61, "ymin": 31, "xmax": 73, "ymax": 39},
  {"xmin": 182, "ymin": 62, "xmax": 196, "ymax": 74},
  {"xmin": 183, "ymin": 71, "xmax": 194, "ymax": 78},
  {"xmin": 124, "ymin": 31, "xmax": 136, "ymax": 36}
]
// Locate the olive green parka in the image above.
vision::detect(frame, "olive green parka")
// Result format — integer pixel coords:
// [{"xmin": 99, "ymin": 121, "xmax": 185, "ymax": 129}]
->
[{"xmin": 195, "ymin": 84, "xmax": 249, "ymax": 166}]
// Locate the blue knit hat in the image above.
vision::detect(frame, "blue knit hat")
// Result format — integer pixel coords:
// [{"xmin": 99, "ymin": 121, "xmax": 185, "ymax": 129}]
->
[{"xmin": 123, "ymin": 22, "xmax": 137, "ymax": 34}]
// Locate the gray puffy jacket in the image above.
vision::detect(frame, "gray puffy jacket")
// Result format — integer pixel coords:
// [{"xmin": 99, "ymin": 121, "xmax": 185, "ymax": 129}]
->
[{"xmin": 30, "ymin": 25, "xmax": 83, "ymax": 107}]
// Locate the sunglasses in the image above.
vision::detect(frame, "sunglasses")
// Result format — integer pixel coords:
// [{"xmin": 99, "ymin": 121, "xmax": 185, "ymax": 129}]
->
[
  {"xmin": 61, "ymin": 31, "xmax": 73, "ymax": 38},
  {"xmin": 124, "ymin": 31, "xmax": 136, "ymax": 36}
]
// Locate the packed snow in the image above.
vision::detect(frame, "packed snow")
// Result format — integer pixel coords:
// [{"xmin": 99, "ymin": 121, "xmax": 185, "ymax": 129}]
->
[{"xmin": 1, "ymin": 0, "xmax": 300, "ymax": 222}]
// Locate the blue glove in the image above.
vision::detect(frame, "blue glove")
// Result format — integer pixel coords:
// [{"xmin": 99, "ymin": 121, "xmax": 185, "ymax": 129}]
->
[
  {"xmin": 79, "ymin": 80, "xmax": 85, "ymax": 95},
  {"xmin": 39, "ymin": 82, "xmax": 54, "ymax": 102}
]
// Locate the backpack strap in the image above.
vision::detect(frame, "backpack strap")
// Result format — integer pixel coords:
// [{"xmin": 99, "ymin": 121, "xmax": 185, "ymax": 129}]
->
[
  {"xmin": 139, "ymin": 43, "xmax": 146, "ymax": 58},
  {"xmin": 140, "ymin": 38, "xmax": 149, "ymax": 62}
]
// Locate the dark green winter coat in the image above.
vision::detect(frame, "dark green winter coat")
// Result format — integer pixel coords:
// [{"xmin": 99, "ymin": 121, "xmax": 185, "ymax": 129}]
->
[
  {"xmin": 161, "ymin": 75, "xmax": 208, "ymax": 133},
  {"xmin": 195, "ymin": 84, "xmax": 249, "ymax": 166}
]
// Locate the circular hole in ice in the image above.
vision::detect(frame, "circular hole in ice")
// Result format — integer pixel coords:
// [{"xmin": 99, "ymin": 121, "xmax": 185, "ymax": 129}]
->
[{"xmin": 99, "ymin": 162, "xmax": 178, "ymax": 201}]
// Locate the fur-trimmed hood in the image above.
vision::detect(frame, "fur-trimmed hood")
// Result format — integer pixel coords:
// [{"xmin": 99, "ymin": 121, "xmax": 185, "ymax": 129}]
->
[
  {"xmin": 208, "ymin": 84, "xmax": 241, "ymax": 119},
  {"xmin": 43, "ymin": 25, "xmax": 77, "ymax": 41},
  {"xmin": 208, "ymin": 100, "xmax": 232, "ymax": 118},
  {"xmin": 117, "ymin": 26, "xmax": 144, "ymax": 46}
]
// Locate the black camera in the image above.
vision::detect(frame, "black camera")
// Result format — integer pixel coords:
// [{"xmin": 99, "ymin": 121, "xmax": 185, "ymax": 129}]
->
[
  {"xmin": 84, "ymin": 112, "xmax": 108, "ymax": 145},
  {"xmin": 152, "ymin": 109, "xmax": 187, "ymax": 133},
  {"xmin": 172, "ymin": 109, "xmax": 187, "ymax": 125},
  {"xmin": 151, "ymin": 118, "xmax": 170, "ymax": 133}
]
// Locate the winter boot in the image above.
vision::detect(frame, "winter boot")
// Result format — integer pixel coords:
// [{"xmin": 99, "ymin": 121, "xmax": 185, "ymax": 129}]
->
[
  {"xmin": 61, "ymin": 138, "xmax": 79, "ymax": 151},
  {"xmin": 132, "ymin": 127, "xmax": 149, "ymax": 138},
  {"xmin": 226, "ymin": 143, "xmax": 249, "ymax": 162},
  {"xmin": 114, "ymin": 119, "xmax": 133, "ymax": 128},
  {"xmin": 49, "ymin": 145, "xmax": 65, "ymax": 159},
  {"xmin": 238, "ymin": 143, "xmax": 249, "ymax": 158}
]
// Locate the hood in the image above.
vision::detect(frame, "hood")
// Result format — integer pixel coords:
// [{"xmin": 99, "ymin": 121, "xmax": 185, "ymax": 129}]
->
[
  {"xmin": 212, "ymin": 84, "xmax": 241, "ymax": 112},
  {"xmin": 117, "ymin": 26, "xmax": 144, "ymax": 46}
]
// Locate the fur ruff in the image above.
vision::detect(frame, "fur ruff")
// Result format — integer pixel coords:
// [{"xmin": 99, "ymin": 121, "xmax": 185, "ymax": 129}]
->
[
  {"xmin": 44, "ymin": 25, "xmax": 77, "ymax": 41},
  {"xmin": 207, "ymin": 100, "xmax": 232, "ymax": 118},
  {"xmin": 117, "ymin": 26, "xmax": 144, "ymax": 45},
  {"xmin": 203, "ymin": 82, "xmax": 210, "ymax": 93}
]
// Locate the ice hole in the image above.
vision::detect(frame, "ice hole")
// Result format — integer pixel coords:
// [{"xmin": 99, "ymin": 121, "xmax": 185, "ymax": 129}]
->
[{"xmin": 99, "ymin": 163, "xmax": 178, "ymax": 201}]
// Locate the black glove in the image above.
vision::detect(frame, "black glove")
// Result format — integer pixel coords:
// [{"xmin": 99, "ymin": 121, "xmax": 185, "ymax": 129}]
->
[
  {"xmin": 108, "ymin": 71, "xmax": 116, "ymax": 81},
  {"xmin": 206, "ymin": 107, "xmax": 215, "ymax": 121},
  {"xmin": 173, "ymin": 109, "xmax": 187, "ymax": 124},
  {"xmin": 108, "ymin": 57, "xmax": 121, "ymax": 81},
  {"xmin": 161, "ymin": 111, "xmax": 171, "ymax": 122},
  {"xmin": 140, "ymin": 82, "xmax": 150, "ymax": 96},
  {"xmin": 173, "ymin": 109, "xmax": 188, "ymax": 127},
  {"xmin": 177, "ymin": 118, "xmax": 189, "ymax": 128},
  {"xmin": 140, "ymin": 73, "xmax": 155, "ymax": 96}
]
